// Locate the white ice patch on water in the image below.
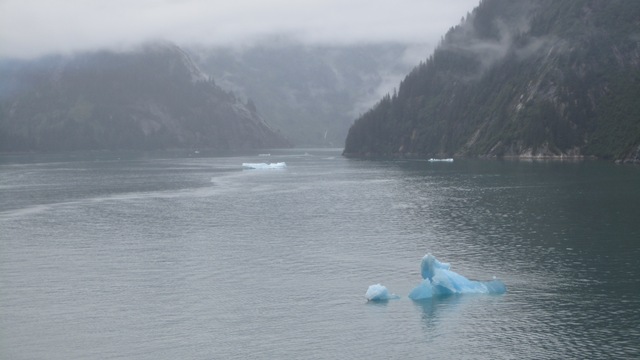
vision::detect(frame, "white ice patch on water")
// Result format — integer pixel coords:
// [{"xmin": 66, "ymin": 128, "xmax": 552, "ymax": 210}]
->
[
  {"xmin": 242, "ymin": 162, "xmax": 287, "ymax": 170},
  {"xmin": 365, "ymin": 284, "xmax": 399, "ymax": 302}
]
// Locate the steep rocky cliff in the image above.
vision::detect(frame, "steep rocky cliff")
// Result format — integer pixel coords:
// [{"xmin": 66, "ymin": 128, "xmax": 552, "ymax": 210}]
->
[
  {"xmin": 0, "ymin": 43, "xmax": 290, "ymax": 152},
  {"xmin": 343, "ymin": 0, "xmax": 640, "ymax": 163}
]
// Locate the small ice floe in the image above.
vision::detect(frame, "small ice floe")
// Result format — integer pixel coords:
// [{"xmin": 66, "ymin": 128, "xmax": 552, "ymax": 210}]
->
[
  {"xmin": 365, "ymin": 284, "xmax": 400, "ymax": 302},
  {"xmin": 242, "ymin": 162, "xmax": 287, "ymax": 170}
]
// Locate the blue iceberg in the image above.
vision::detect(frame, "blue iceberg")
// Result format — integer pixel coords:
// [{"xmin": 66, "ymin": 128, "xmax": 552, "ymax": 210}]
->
[
  {"xmin": 408, "ymin": 254, "xmax": 506, "ymax": 300},
  {"xmin": 365, "ymin": 284, "xmax": 399, "ymax": 302}
]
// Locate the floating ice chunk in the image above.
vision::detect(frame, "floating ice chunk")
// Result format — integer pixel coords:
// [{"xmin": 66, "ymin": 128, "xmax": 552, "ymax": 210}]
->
[
  {"xmin": 421, "ymin": 254, "xmax": 451, "ymax": 281},
  {"xmin": 431, "ymin": 268, "xmax": 492, "ymax": 295},
  {"xmin": 242, "ymin": 162, "xmax": 286, "ymax": 169},
  {"xmin": 483, "ymin": 279, "xmax": 507, "ymax": 294},
  {"xmin": 408, "ymin": 254, "xmax": 506, "ymax": 300},
  {"xmin": 407, "ymin": 280, "xmax": 433, "ymax": 300},
  {"xmin": 365, "ymin": 284, "xmax": 399, "ymax": 302}
]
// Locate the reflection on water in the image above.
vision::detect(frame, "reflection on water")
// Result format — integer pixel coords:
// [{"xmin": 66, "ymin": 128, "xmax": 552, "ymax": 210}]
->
[{"xmin": 413, "ymin": 296, "xmax": 461, "ymax": 330}]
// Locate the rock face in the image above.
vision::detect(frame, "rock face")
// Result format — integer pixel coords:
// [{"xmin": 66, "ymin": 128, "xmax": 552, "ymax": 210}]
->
[
  {"xmin": 618, "ymin": 145, "xmax": 640, "ymax": 164},
  {"xmin": 0, "ymin": 43, "xmax": 290, "ymax": 152},
  {"xmin": 343, "ymin": 0, "xmax": 640, "ymax": 161}
]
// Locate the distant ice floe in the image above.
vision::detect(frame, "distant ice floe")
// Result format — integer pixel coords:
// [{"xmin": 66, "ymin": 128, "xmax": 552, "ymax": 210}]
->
[
  {"xmin": 242, "ymin": 162, "xmax": 287, "ymax": 170},
  {"xmin": 365, "ymin": 284, "xmax": 400, "ymax": 302},
  {"xmin": 365, "ymin": 254, "xmax": 506, "ymax": 301},
  {"xmin": 428, "ymin": 158, "xmax": 454, "ymax": 162}
]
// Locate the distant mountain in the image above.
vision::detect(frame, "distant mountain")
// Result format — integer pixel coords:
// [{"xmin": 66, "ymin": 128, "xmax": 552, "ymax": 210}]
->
[
  {"xmin": 0, "ymin": 43, "xmax": 290, "ymax": 152},
  {"xmin": 343, "ymin": 0, "xmax": 640, "ymax": 163},
  {"xmin": 189, "ymin": 42, "xmax": 417, "ymax": 147}
]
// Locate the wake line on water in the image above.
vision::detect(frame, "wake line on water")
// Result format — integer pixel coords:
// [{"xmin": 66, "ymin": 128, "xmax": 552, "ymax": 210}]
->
[
  {"xmin": 0, "ymin": 182, "xmax": 239, "ymax": 220},
  {"xmin": 0, "ymin": 165, "xmax": 290, "ymax": 220},
  {"xmin": 365, "ymin": 253, "xmax": 506, "ymax": 301},
  {"xmin": 0, "ymin": 190, "xmax": 199, "ymax": 219}
]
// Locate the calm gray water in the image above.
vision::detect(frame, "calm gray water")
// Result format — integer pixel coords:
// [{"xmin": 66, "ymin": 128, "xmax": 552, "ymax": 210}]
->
[{"xmin": 1, "ymin": 149, "xmax": 639, "ymax": 359}]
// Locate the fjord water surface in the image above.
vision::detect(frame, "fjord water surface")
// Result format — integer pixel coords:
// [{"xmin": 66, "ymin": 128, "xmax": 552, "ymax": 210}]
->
[{"xmin": 1, "ymin": 149, "xmax": 639, "ymax": 359}]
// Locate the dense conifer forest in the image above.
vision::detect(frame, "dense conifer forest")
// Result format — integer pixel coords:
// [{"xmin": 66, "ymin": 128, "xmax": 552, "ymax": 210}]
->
[
  {"xmin": 343, "ymin": 0, "xmax": 640, "ymax": 162},
  {"xmin": 0, "ymin": 44, "xmax": 289, "ymax": 151}
]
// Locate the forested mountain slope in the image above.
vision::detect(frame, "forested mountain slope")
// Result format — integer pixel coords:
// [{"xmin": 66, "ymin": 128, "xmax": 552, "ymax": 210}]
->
[
  {"xmin": 0, "ymin": 43, "xmax": 289, "ymax": 152},
  {"xmin": 343, "ymin": 0, "xmax": 640, "ymax": 163}
]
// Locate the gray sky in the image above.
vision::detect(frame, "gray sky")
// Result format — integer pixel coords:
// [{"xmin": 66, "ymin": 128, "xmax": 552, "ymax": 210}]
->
[{"xmin": 0, "ymin": 0, "xmax": 479, "ymax": 59}]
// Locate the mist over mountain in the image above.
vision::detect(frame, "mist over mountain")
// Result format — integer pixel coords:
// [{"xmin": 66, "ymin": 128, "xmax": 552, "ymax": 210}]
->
[
  {"xmin": 0, "ymin": 43, "xmax": 290, "ymax": 152},
  {"xmin": 343, "ymin": 0, "xmax": 640, "ymax": 163},
  {"xmin": 0, "ymin": 0, "xmax": 478, "ymax": 60},
  {"xmin": 189, "ymin": 42, "xmax": 419, "ymax": 147}
]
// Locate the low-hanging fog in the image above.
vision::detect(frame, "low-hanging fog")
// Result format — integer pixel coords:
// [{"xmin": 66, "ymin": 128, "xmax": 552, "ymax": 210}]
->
[{"xmin": 0, "ymin": 0, "xmax": 478, "ymax": 60}]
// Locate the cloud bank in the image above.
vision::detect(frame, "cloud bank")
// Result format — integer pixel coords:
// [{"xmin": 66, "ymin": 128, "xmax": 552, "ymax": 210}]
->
[{"xmin": 0, "ymin": 0, "xmax": 478, "ymax": 59}]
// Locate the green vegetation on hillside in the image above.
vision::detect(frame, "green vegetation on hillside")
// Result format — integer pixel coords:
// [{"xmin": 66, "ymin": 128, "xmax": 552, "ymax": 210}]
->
[
  {"xmin": 0, "ymin": 44, "xmax": 289, "ymax": 152},
  {"xmin": 343, "ymin": 0, "xmax": 640, "ymax": 162}
]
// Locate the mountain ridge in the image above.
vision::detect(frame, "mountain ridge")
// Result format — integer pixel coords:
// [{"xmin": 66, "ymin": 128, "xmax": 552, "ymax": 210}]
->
[
  {"xmin": 0, "ymin": 43, "xmax": 290, "ymax": 152},
  {"xmin": 343, "ymin": 0, "xmax": 640, "ymax": 163}
]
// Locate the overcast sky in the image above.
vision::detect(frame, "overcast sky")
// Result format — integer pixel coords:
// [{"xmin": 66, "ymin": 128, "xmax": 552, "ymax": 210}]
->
[{"xmin": 0, "ymin": 0, "xmax": 479, "ymax": 59}]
